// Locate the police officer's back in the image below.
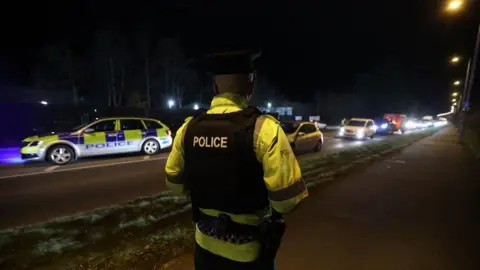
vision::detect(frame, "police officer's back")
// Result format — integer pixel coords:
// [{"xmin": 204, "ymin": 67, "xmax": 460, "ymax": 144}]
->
[{"xmin": 165, "ymin": 51, "xmax": 308, "ymax": 269}]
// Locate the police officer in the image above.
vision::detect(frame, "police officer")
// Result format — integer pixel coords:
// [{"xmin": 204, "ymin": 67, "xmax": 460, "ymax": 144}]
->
[{"xmin": 165, "ymin": 50, "xmax": 308, "ymax": 269}]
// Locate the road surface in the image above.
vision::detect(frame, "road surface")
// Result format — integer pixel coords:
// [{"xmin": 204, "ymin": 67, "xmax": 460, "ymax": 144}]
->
[
  {"xmin": 160, "ymin": 126, "xmax": 479, "ymax": 270},
  {"xmin": 0, "ymin": 132, "xmax": 395, "ymax": 229}
]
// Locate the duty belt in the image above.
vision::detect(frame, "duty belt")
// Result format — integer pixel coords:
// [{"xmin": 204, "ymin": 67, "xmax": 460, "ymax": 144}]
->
[{"xmin": 197, "ymin": 212, "xmax": 260, "ymax": 244}]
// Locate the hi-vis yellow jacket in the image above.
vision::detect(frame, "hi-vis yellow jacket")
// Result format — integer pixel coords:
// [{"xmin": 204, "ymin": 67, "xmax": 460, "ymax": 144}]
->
[{"xmin": 165, "ymin": 92, "xmax": 308, "ymax": 262}]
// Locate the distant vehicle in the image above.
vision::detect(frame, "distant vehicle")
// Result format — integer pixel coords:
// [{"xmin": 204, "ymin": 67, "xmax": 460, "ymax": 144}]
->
[
  {"xmin": 383, "ymin": 113, "xmax": 408, "ymax": 133},
  {"xmin": 337, "ymin": 118, "xmax": 376, "ymax": 140},
  {"xmin": 281, "ymin": 121, "xmax": 323, "ymax": 152},
  {"xmin": 420, "ymin": 119, "xmax": 434, "ymax": 128},
  {"xmin": 20, "ymin": 117, "xmax": 172, "ymax": 165},
  {"xmin": 376, "ymin": 118, "xmax": 396, "ymax": 134},
  {"xmin": 312, "ymin": 121, "xmax": 327, "ymax": 129},
  {"xmin": 433, "ymin": 118, "xmax": 448, "ymax": 127}
]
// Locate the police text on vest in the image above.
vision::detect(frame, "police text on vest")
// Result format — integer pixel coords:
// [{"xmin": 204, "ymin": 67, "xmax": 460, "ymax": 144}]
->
[{"xmin": 193, "ymin": 136, "xmax": 228, "ymax": 148}]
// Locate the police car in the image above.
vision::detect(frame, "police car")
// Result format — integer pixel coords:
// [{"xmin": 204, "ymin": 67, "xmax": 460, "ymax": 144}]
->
[
  {"xmin": 281, "ymin": 121, "xmax": 323, "ymax": 153},
  {"xmin": 20, "ymin": 117, "xmax": 173, "ymax": 165}
]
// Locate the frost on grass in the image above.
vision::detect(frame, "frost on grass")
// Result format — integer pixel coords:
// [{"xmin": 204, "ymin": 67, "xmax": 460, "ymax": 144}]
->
[
  {"xmin": 150, "ymin": 227, "xmax": 193, "ymax": 243},
  {"xmin": 119, "ymin": 217, "xmax": 148, "ymax": 229},
  {"xmin": 33, "ymin": 237, "xmax": 85, "ymax": 256},
  {"xmin": 0, "ymin": 233, "xmax": 12, "ymax": 249},
  {"xmin": 24, "ymin": 227, "xmax": 57, "ymax": 236},
  {"xmin": 89, "ymin": 213, "xmax": 105, "ymax": 224},
  {"xmin": 90, "ymin": 232, "xmax": 104, "ymax": 241},
  {"xmin": 138, "ymin": 200, "xmax": 151, "ymax": 208}
]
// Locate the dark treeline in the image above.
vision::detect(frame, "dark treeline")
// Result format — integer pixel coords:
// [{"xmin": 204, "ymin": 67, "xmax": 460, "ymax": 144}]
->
[
  {"xmin": 28, "ymin": 22, "xmax": 437, "ymax": 123},
  {"xmin": 31, "ymin": 24, "xmax": 213, "ymax": 110}
]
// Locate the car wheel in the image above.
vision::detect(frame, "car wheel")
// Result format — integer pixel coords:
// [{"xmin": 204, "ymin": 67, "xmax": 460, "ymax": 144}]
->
[
  {"xmin": 142, "ymin": 139, "xmax": 160, "ymax": 155},
  {"xmin": 314, "ymin": 140, "xmax": 322, "ymax": 152},
  {"xmin": 47, "ymin": 144, "xmax": 74, "ymax": 165}
]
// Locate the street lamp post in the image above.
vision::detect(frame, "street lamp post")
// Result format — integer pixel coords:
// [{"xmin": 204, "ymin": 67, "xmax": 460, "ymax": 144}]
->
[{"xmin": 446, "ymin": 0, "xmax": 479, "ymax": 110}]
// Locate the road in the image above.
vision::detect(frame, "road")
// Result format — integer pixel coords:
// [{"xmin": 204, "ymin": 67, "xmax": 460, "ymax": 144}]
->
[
  {"xmin": 160, "ymin": 126, "xmax": 479, "ymax": 270},
  {"xmin": 0, "ymin": 131, "xmax": 395, "ymax": 229}
]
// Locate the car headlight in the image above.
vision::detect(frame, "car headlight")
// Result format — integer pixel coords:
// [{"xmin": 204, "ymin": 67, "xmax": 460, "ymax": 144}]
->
[
  {"xmin": 356, "ymin": 129, "xmax": 365, "ymax": 138},
  {"xmin": 29, "ymin": 141, "xmax": 42, "ymax": 147},
  {"xmin": 381, "ymin": 123, "xmax": 388, "ymax": 129}
]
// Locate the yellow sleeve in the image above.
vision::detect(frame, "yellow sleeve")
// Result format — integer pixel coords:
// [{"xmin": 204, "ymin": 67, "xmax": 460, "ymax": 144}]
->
[
  {"xmin": 254, "ymin": 116, "xmax": 308, "ymax": 214},
  {"xmin": 165, "ymin": 118, "xmax": 192, "ymax": 194}
]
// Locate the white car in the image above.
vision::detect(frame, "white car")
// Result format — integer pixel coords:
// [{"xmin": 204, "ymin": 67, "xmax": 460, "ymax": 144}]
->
[
  {"xmin": 281, "ymin": 121, "xmax": 324, "ymax": 153},
  {"xmin": 338, "ymin": 118, "xmax": 376, "ymax": 140}
]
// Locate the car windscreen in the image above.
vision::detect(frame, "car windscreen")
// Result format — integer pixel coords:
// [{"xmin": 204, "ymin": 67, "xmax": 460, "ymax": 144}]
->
[
  {"xmin": 346, "ymin": 120, "xmax": 366, "ymax": 127},
  {"xmin": 281, "ymin": 123, "xmax": 299, "ymax": 134}
]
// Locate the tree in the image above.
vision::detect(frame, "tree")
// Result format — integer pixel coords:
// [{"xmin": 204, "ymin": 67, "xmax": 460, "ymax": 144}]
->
[
  {"xmin": 32, "ymin": 43, "xmax": 82, "ymax": 105},
  {"xmin": 93, "ymin": 26, "xmax": 130, "ymax": 107},
  {"xmin": 156, "ymin": 38, "xmax": 195, "ymax": 108}
]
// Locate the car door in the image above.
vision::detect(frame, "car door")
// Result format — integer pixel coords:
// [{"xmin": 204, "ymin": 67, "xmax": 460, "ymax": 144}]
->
[
  {"xmin": 82, "ymin": 119, "xmax": 118, "ymax": 157},
  {"xmin": 118, "ymin": 119, "xmax": 146, "ymax": 153},
  {"xmin": 304, "ymin": 124, "xmax": 319, "ymax": 149},
  {"xmin": 296, "ymin": 124, "xmax": 311, "ymax": 151}
]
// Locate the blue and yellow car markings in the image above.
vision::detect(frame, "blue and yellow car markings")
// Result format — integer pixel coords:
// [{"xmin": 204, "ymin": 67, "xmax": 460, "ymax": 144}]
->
[{"xmin": 20, "ymin": 117, "xmax": 172, "ymax": 161}]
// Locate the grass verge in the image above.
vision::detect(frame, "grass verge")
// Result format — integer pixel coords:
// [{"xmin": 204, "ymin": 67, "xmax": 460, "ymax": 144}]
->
[
  {"xmin": 0, "ymin": 128, "xmax": 440, "ymax": 269},
  {"xmin": 0, "ymin": 193, "xmax": 192, "ymax": 269}
]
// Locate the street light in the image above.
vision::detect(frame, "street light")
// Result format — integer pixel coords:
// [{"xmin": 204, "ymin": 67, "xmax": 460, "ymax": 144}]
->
[
  {"xmin": 451, "ymin": 56, "xmax": 460, "ymax": 63},
  {"xmin": 446, "ymin": 0, "xmax": 463, "ymax": 12},
  {"xmin": 267, "ymin": 102, "xmax": 272, "ymax": 108},
  {"xmin": 452, "ymin": 99, "xmax": 457, "ymax": 102},
  {"xmin": 453, "ymin": 80, "xmax": 461, "ymax": 86},
  {"xmin": 168, "ymin": 99, "xmax": 175, "ymax": 109},
  {"xmin": 453, "ymin": 102, "xmax": 457, "ymax": 106},
  {"xmin": 452, "ymin": 92, "xmax": 459, "ymax": 97},
  {"xmin": 193, "ymin": 104, "xmax": 199, "ymax": 110},
  {"xmin": 40, "ymin": 100, "xmax": 48, "ymax": 106}
]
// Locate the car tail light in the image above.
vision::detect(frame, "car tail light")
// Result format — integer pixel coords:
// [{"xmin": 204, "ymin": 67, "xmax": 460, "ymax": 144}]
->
[{"xmin": 166, "ymin": 129, "xmax": 171, "ymax": 136}]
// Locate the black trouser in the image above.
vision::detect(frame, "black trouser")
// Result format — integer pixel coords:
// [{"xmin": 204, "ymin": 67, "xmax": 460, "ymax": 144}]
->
[{"xmin": 194, "ymin": 243, "xmax": 275, "ymax": 270}]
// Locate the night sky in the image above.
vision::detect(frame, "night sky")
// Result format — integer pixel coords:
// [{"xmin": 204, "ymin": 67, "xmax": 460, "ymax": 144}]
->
[{"xmin": 1, "ymin": 0, "xmax": 479, "ymax": 114}]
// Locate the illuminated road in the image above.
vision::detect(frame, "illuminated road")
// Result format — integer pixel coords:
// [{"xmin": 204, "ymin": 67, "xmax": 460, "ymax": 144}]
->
[{"xmin": 0, "ymin": 131, "xmax": 397, "ymax": 229}]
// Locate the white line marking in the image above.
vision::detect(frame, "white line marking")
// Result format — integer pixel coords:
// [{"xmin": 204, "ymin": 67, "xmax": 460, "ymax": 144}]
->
[
  {"xmin": 0, "ymin": 156, "xmax": 168, "ymax": 180},
  {"xmin": 44, "ymin": 165, "xmax": 60, "ymax": 172},
  {"xmin": 143, "ymin": 155, "xmax": 151, "ymax": 160}
]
